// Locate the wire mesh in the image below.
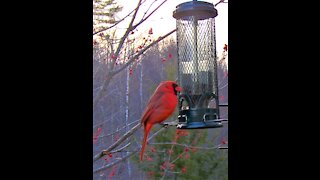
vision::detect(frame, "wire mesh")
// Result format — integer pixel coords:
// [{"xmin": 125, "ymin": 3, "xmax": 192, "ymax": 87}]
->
[{"xmin": 177, "ymin": 16, "xmax": 217, "ymax": 108}]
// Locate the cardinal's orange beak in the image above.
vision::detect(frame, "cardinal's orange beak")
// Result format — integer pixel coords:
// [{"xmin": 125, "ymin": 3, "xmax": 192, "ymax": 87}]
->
[{"xmin": 175, "ymin": 86, "xmax": 183, "ymax": 92}]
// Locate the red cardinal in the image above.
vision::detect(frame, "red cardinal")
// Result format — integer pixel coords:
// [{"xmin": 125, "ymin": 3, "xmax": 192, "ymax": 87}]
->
[{"xmin": 140, "ymin": 81, "xmax": 182, "ymax": 161}]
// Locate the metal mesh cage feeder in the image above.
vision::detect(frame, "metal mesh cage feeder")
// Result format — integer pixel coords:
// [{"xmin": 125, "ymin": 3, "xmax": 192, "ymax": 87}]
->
[{"xmin": 173, "ymin": 0, "xmax": 222, "ymax": 129}]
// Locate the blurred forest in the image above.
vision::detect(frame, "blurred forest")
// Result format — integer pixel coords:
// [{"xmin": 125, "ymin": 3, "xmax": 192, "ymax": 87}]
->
[{"xmin": 93, "ymin": 0, "xmax": 228, "ymax": 179}]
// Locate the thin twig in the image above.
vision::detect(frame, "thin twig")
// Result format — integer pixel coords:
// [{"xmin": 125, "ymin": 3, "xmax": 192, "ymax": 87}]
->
[
  {"xmin": 214, "ymin": 0, "xmax": 228, "ymax": 7},
  {"xmin": 218, "ymin": 146, "xmax": 228, "ymax": 149},
  {"xmin": 111, "ymin": 29, "xmax": 176, "ymax": 76},
  {"xmin": 150, "ymin": 143, "xmax": 221, "ymax": 150},
  {"xmin": 219, "ymin": 82, "xmax": 228, "ymax": 90},
  {"xmin": 93, "ymin": 149, "xmax": 139, "ymax": 174},
  {"xmin": 141, "ymin": 0, "xmax": 158, "ymax": 20},
  {"xmin": 93, "ymin": 123, "xmax": 142, "ymax": 162},
  {"xmin": 93, "ymin": 126, "xmax": 168, "ymax": 174},
  {"xmin": 110, "ymin": 143, "xmax": 131, "ymax": 154},
  {"xmin": 132, "ymin": 0, "xmax": 168, "ymax": 29},
  {"xmin": 95, "ymin": 119, "xmax": 140, "ymax": 136},
  {"xmin": 93, "ymin": 0, "xmax": 147, "ymax": 35},
  {"xmin": 93, "ymin": 121, "xmax": 173, "ymax": 162}
]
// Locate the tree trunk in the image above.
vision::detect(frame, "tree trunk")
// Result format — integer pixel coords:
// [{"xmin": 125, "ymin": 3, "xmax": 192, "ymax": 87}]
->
[
  {"xmin": 93, "ymin": 73, "xmax": 113, "ymax": 110},
  {"xmin": 125, "ymin": 63, "xmax": 131, "ymax": 176}
]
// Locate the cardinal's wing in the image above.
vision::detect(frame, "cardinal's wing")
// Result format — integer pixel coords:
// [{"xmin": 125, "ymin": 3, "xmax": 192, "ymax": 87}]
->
[{"xmin": 140, "ymin": 91, "xmax": 165, "ymax": 125}]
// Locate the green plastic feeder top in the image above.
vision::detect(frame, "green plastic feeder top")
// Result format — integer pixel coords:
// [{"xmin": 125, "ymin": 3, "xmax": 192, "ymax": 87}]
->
[{"xmin": 173, "ymin": 1, "xmax": 217, "ymax": 20}]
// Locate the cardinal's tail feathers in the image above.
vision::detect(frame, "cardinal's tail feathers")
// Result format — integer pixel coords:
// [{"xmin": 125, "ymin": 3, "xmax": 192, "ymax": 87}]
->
[{"xmin": 140, "ymin": 123, "xmax": 153, "ymax": 161}]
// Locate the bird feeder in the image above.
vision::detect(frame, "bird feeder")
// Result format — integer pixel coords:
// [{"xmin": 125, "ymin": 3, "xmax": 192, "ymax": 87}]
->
[{"xmin": 173, "ymin": 0, "xmax": 222, "ymax": 129}]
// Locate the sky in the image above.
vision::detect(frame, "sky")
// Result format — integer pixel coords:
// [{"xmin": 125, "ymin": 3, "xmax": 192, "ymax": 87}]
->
[{"xmin": 115, "ymin": 0, "xmax": 228, "ymax": 60}]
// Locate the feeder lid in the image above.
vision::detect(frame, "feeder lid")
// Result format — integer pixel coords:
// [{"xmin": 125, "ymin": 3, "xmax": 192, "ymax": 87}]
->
[{"xmin": 173, "ymin": 1, "xmax": 218, "ymax": 20}]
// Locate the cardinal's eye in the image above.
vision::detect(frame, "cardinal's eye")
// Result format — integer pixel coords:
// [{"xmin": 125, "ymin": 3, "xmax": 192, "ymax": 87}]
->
[{"xmin": 172, "ymin": 83, "xmax": 177, "ymax": 89}]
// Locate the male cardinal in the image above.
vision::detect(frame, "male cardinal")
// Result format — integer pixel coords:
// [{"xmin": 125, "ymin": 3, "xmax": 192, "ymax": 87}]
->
[{"xmin": 140, "ymin": 81, "xmax": 182, "ymax": 161}]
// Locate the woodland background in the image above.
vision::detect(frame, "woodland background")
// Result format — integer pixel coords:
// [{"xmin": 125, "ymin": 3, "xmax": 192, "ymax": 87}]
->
[{"xmin": 93, "ymin": 0, "xmax": 228, "ymax": 179}]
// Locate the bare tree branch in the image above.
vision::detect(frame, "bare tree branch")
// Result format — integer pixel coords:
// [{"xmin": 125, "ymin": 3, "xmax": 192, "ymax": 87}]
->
[
  {"xmin": 111, "ymin": 29, "xmax": 176, "ymax": 76},
  {"xmin": 93, "ymin": 74, "xmax": 113, "ymax": 109},
  {"xmin": 97, "ymin": 32, "xmax": 174, "ymax": 110},
  {"xmin": 93, "ymin": 8, "xmax": 135, "ymax": 36},
  {"xmin": 93, "ymin": 126, "xmax": 167, "ymax": 174},
  {"xmin": 110, "ymin": 143, "xmax": 131, "ymax": 154},
  {"xmin": 94, "ymin": 149, "xmax": 139, "ymax": 174},
  {"xmin": 214, "ymin": 0, "xmax": 228, "ymax": 7},
  {"xmin": 94, "ymin": 118, "xmax": 139, "ymax": 131},
  {"xmin": 93, "ymin": 0, "xmax": 148, "ymax": 35},
  {"xmin": 93, "ymin": 123, "xmax": 142, "ymax": 162},
  {"xmin": 116, "ymin": 0, "xmax": 142, "ymax": 51},
  {"xmin": 93, "ymin": 119, "xmax": 177, "ymax": 162},
  {"xmin": 219, "ymin": 82, "xmax": 228, "ymax": 90},
  {"xmin": 93, "ymin": 1, "xmax": 175, "ymax": 109},
  {"xmin": 133, "ymin": 0, "xmax": 168, "ymax": 30},
  {"xmin": 218, "ymin": 146, "xmax": 228, "ymax": 149},
  {"xmin": 141, "ymin": 0, "xmax": 158, "ymax": 20},
  {"xmin": 150, "ymin": 142, "xmax": 222, "ymax": 150}
]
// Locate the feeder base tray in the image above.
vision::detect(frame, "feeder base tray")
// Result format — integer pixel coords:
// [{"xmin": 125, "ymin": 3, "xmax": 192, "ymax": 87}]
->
[{"xmin": 177, "ymin": 120, "xmax": 223, "ymax": 129}]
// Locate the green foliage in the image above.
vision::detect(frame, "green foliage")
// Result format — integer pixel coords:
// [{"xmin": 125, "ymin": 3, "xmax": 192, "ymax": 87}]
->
[
  {"xmin": 93, "ymin": 0, "xmax": 123, "ymax": 32},
  {"xmin": 132, "ymin": 127, "xmax": 227, "ymax": 180}
]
